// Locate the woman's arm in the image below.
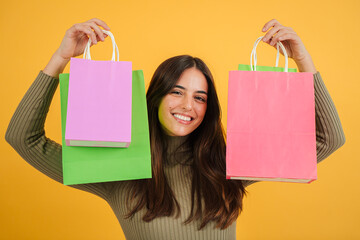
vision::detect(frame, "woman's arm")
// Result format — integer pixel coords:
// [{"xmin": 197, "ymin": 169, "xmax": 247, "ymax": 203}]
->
[
  {"xmin": 5, "ymin": 18, "xmax": 115, "ymax": 200},
  {"xmin": 312, "ymin": 72, "xmax": 345, "ymax": 163},
  {"xmin": 262, "ymin": 19, "xmax": 346, "ymax": 162}
]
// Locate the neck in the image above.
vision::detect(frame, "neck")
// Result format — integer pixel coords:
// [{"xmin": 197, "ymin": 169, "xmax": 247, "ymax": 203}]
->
[{"xmin": 163, "ymin": 134, "xmax": 191, "ymax": 166}]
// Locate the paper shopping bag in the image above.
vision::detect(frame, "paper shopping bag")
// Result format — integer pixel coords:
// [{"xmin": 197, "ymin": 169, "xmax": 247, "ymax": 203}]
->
[
  {"xmin": 226, "ymin": 37, "xmax": 317, "ymax": 183},
  {"xmin": 60, "ymin": 70, "xmax": 152, "ymax": 185},
  {"xmin": 65, "ymin": 30, "xmax": 132, "ymax": 148}
]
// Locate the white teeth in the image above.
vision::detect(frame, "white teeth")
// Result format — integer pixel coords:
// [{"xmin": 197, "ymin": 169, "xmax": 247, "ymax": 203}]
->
[{"xmin": 173, "ymin": 114, "xmax": 191, "ymax": 121}]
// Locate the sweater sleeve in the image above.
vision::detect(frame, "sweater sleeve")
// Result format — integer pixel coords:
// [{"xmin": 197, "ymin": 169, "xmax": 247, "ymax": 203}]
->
[
  {"xmin": 243, "ymin": 72, "xmax": 346, "ymax": 188},
  {"xmin": 313, "ymin": 72, "xmax": 346, "ymax": 162},
  {"xmin": 5, "ymin": 71, "xmax": 115, "ymax": 201}
]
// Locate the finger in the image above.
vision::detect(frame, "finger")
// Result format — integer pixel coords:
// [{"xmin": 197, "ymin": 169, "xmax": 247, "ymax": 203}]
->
[
  {"xmin": 74, "ymin": 24, "xmax": 98, "ymax": 44},
  {"xmin": 270, "ymin": 29, "xmax": 298, "ymax": 46},
  {"xmin": 96, "ymin": 33, "xmax": 108, "ymax": 42},
  {"xmin": 262, "ymin": 24, "xmax": 283, "ymax": 43},
  {"xmin": 85, "ymin": 22, "xmax": 105, "ymax": 41},
  {"xmin": 87, "ymin": 18, "xmax": 111, "ymax": 31},
  {"xmin": 262, "ymin": 19, "xmax": 280, "ymax": 32}
]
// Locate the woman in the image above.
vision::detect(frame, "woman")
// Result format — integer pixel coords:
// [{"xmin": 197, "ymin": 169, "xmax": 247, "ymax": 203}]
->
[{"xmin": 5, "ymin": 18, "xmax": 345, "ymax": 239}]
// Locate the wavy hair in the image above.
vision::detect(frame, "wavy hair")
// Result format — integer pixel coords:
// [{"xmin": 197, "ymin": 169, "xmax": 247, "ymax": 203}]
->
[{"xmin": 126, "ymin": 55, "xmax": 247, "ymax": 229}]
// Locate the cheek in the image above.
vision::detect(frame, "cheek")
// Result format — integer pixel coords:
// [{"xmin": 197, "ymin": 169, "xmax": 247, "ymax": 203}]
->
[
  {"xmin": 160, "ymin": 96, "xmax": 177, "ymax": 114},
  {"xmin": 196, "ymin": 104, "xmax": 207, "ymax": 121},
  {"xmin": 158, "ymin": 97, "xmax": 173, "ymax": 123},
  {"xmin": 158, "ymin": 101, "xmax": 166, "ymax": 124}
]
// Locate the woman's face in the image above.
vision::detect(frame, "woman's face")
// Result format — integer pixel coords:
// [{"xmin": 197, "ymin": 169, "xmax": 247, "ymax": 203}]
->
[{"xmin": 158, "ymin": 67, "xmax": 208, "ymax": 136}]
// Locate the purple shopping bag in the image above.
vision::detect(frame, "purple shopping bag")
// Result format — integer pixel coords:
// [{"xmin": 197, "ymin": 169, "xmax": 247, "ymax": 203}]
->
[
  {"xmin": 226, "ymin": 37, "xmax": 317, "ymax": 183},
  {"xmin": 65, "ymin": 30, "xmax": 132, "ymax": 148}
]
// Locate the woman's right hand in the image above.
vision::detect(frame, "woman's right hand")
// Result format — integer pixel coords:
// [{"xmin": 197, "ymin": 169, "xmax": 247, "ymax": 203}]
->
[
  {"xmin": 44, "ymin": 18, "xmax": 111, "ymax": 77},
  {"xmin": 56, "ymin": 18, "xmax": 111, "ymax": 60}
]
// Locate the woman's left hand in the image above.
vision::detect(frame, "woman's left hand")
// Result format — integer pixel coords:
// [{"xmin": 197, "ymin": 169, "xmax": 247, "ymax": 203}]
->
[{"xmin": 261, "ymin": 19, "xmax": 317, "ymax": 73}]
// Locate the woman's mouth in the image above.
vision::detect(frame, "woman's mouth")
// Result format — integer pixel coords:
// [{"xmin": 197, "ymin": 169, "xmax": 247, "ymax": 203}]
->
[{"xmin": 172, "ymin": 113, "xmax": 193, "ymax": 124}]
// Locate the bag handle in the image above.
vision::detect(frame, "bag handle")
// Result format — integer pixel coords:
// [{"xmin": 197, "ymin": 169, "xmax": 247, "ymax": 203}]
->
[
  {"xmin": 83, "ymin": 30, "xmax": 120, "ymax": 61},
  {"xmin": 250, "ymin": 36, "xmax": 289, "ymax": 72}
]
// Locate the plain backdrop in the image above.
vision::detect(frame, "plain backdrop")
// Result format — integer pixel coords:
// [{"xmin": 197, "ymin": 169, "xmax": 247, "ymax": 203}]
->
[{"xmin": 1, "ymin": 0, "xmax": 358, "ymax": 239}]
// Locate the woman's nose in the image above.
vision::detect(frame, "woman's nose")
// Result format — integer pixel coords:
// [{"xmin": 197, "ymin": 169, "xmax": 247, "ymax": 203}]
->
[{"xmin": 182, "ymin": 96, "xmax": 193, "ymax": 111}]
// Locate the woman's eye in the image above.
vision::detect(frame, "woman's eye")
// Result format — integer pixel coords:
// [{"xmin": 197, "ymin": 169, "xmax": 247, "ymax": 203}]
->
[
  {"xmin": 170, "ymin": 90, "xmax": 182, "ymax": 95},
  {"xmin": 195, "ymin": 96, "xmax": 206, "ymax": 102}
]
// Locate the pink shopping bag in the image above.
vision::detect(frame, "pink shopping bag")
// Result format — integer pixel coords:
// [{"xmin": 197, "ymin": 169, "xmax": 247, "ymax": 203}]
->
[
  {"xmin": 65, "ymin": 30, "xmax": 132, "ymax": 148},
  {"xmin": 226, "ymin": 37, "xmax": 317, "ymax": 183}
]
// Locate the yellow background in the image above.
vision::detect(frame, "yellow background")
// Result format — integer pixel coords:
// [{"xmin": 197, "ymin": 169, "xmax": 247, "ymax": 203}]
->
[{"xmin": 1, "ymin": 0, "xmax": 358, "ymax": 239}]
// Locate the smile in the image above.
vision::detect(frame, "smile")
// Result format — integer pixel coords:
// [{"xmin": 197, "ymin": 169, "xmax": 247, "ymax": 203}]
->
[{"xmin": 173, "ymin": 113, "xmax": 193, "ymax": 123}]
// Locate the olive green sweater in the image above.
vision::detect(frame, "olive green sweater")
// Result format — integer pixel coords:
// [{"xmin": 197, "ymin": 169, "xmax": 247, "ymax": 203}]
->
[{"xmin": 5, "ymin": 71, "xmax": 345, "ymax": 239}]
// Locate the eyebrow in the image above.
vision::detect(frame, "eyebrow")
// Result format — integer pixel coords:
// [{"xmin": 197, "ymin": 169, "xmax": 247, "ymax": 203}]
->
[{"xmin": 174, "ymin": 85, "xmax": 208, "ymax": 95}]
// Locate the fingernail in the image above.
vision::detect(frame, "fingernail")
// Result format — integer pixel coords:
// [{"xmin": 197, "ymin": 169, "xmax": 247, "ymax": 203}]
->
[{"xmin": 262, "ymin": 27, "xmax": 266, "ymax": 31}]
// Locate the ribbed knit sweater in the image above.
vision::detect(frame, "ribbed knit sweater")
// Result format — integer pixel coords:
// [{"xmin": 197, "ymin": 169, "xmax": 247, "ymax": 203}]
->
[{"xmin": 5, "ymin": 71, "xmax": 345, "ymax": 239}]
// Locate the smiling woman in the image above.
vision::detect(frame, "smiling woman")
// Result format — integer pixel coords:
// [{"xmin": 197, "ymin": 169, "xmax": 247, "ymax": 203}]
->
[
  {"xmin": 158, "ymin": 67, "xmax": 208, "ymax": 136},
  {"xmin": 126, "ymin": 55, "xmax": 247, "ymax": 235},
  {"xmin": 5, "ymin": 18, "xmax": 345, "ymax": 240}
]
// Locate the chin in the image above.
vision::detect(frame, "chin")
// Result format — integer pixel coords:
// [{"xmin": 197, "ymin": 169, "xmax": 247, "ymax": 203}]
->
[
  {"xmin": 172, "ymin": 131, "xmax": 191, "ymax": 137},
  {"xmin": 163, "ymin": 127, "xmax": 194, "ymax": 137}
]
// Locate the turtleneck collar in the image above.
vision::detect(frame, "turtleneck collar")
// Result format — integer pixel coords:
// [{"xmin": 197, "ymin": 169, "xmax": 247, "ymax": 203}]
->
[{"xmin": 163, "ymin": 134, "xmax": 192, "ymax": 166}]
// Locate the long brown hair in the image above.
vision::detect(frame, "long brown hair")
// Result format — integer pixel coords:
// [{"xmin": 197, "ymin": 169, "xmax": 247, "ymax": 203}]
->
[{"xmin": 126, "ymin": 55, "xmax": 247, "ymax": 229}]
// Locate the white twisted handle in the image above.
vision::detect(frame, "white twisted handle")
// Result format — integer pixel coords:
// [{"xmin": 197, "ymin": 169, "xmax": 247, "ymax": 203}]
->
[
  {"xmin": 250, "ymin": 36, "xmax": 288, "ymax": 72},
  {"xmin": 83, "ymin": 30, "xmax": 120, "ymax": 61}
]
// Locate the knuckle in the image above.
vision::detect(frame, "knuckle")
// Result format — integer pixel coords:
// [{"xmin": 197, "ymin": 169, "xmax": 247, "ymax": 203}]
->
[
  {"xmin": 89, "ymin": 22, "xmax": 101, "ymax": 30},
  {"xmin": 273, "ymin": 19, "xmax": 282, "ymax": 26}
]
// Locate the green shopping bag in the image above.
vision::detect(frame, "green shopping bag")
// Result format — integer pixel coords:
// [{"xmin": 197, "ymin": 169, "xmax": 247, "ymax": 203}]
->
[
  {"xmin": 60, "ymin": 70, "xmax": 152, "ymax": 185},
  {"xmin": 238, "ymin": 64, "xmax": 297, "ymax": 72}
]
